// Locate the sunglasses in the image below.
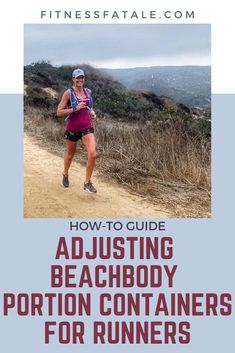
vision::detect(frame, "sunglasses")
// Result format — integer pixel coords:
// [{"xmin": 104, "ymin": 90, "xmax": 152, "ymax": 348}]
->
[{"xmin": 75, "ymin": 76, "xmax": 85, "ymax": 79}]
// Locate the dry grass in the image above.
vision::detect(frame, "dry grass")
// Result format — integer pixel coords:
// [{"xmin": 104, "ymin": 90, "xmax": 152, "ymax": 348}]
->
[{"xmin": 24, "ymin": 108, "xmax": 211, "ymax": 217}]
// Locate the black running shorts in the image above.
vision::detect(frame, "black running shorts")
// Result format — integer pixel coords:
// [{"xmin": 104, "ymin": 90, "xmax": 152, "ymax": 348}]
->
[{"xmin": 64, "ymin": 127, "xmax": 94, "ymax": 142}]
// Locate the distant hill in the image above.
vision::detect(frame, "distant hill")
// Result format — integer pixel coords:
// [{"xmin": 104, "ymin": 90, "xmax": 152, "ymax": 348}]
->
[{"xmin": 100, "ymin": 66, "xmax": 211, "ymax": 109}]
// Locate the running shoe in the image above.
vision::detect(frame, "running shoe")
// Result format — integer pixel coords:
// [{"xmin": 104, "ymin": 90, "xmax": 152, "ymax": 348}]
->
[
  {"xmin": 62, "ymin": 174, "xmax": 69, "ymax": 188},
  {"xmin": 83, "ymin": 181, "xmax": 97, "ymax": 193}
]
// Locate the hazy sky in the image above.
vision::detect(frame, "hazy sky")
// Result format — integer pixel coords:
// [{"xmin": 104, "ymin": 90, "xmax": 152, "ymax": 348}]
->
[{"xmin": 24, "ymin": 24, "xmax": 211, "ymax": 68}]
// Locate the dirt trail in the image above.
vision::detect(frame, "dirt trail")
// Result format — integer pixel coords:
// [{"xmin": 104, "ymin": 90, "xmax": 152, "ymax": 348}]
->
[{"xmin": 24, "ymin": 134, "xmax": 173, "ymax": 218}]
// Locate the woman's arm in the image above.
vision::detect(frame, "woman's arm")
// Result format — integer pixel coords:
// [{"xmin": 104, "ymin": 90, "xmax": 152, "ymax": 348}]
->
[{"xmin": 56, "ymin": 90, "xmax": 73, "ymax": 117}]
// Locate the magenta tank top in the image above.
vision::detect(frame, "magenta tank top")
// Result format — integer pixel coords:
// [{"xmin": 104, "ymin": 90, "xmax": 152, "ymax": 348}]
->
[{"xmin": 66, "ymin": 89, "xmax": 93, "ymax": 132}]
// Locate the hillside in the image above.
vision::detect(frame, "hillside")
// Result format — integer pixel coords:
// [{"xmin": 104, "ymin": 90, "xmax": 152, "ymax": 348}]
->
[
  {"xmin": 24, "ymin": 62, "xmax": 210, "ymax": 135},
  {"xmin": 101, "ymin": 66, "xmax": 211, "ymax": 109}
]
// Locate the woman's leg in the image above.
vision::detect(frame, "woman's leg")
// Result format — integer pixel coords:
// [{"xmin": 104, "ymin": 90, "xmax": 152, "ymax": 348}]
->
[
  {"xmin": 63, "ymin": 139, "xmax": 77, "ymax": 176},
  {"xmin": 82, "ymin": 133, "xmax": 97, "ymax": 182}
]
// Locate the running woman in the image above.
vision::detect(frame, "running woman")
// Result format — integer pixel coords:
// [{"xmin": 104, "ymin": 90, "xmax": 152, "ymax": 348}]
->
[{"xmin": 57, "ymin": 68, "xmax": 97, "ymax": 193}]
